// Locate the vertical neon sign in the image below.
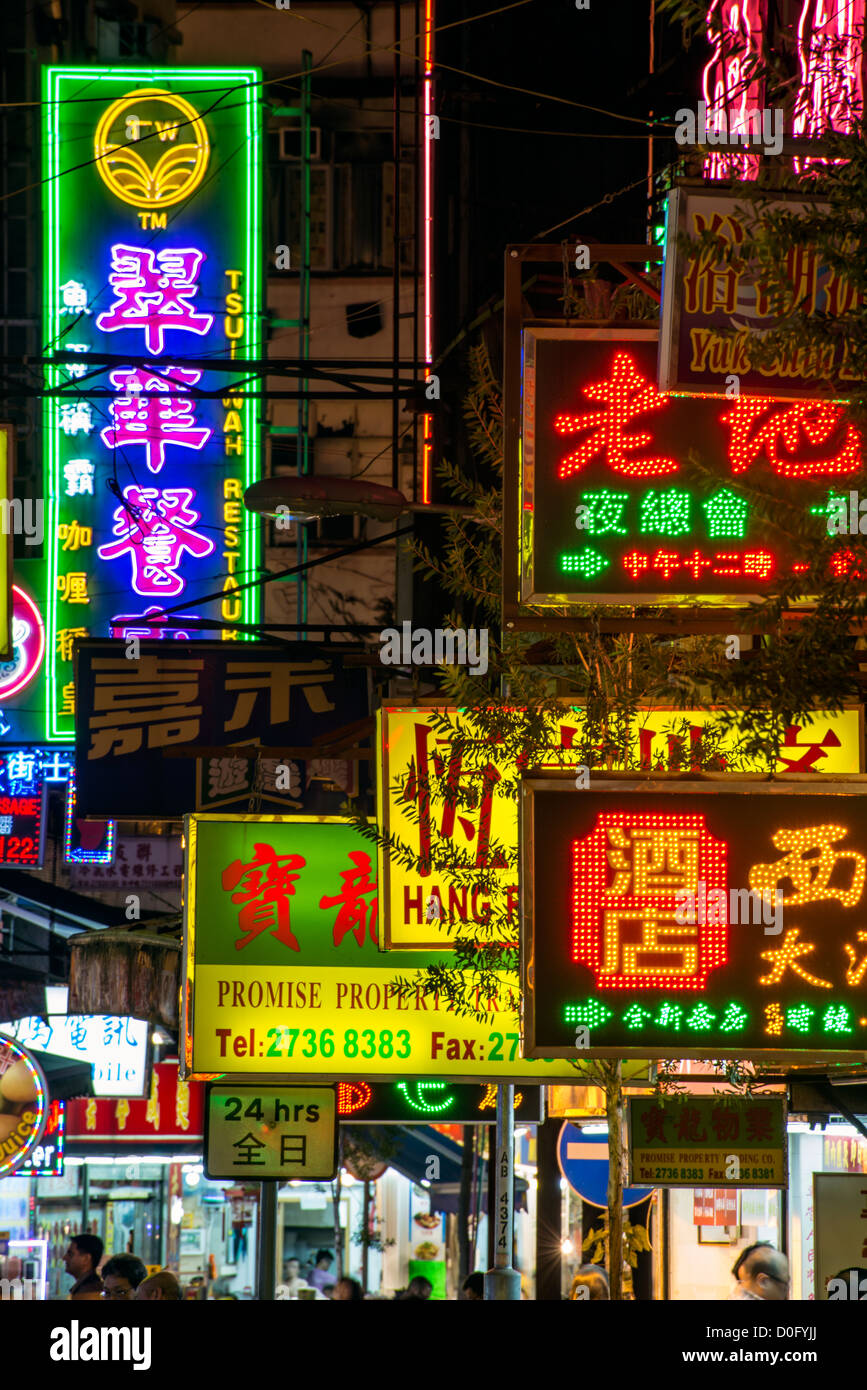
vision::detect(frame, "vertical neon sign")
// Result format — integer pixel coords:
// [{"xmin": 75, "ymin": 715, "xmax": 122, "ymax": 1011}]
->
[
  {"xmin": 42, "ymin": 68, "xmax": 262, "ymax": 742},
  {"xmin": 701, "ymin": 0, "xmax": 767, "ymax": 181},
  {"xmin": 422, "ymin": 0, "xmax": 435, "ymax": 505},
  {"xmin": 793, "ymin": 0, "xmax": 865, "ymax": 170}
]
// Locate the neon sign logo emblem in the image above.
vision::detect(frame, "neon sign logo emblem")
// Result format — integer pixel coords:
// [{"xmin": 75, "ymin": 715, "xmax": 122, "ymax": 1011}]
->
[
  {"xmin": 572, "ymin": 811, "xmax": 728, "ymax": 990},
  {"xmin": 93, "ymin": 87, "xmax": 210, "ymax": 208},
  {"xmin": 0, "ymin": 586, "xmax": 46, "ymax": 701}
]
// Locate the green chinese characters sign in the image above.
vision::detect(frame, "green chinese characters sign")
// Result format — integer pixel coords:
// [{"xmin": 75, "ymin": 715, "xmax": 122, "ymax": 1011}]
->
[
  {"xmin": 627, "ymin": 1096, "xmax": 787, "ymax": 1187},
  {"xmin": 43, "ymin": 67, "xmax": 262, "ymax": 741},
  {"xmin": 183, "ymin": 815, "xmax": 602, "ymax": 1082}
]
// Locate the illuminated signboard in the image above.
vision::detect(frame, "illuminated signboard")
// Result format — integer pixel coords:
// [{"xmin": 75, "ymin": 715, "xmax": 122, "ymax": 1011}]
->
[
  {"xmin": 626, "ymin": 1096, "xmax": 786, "ymax": 1188},
  {"xmin": 378, "ymin": 704, "xmax": 861, "ymax": 950},
  {"xmin": 183, "ymin": 815, "xmax": 592, "ymax": 1082},
  {"xmin": 0, "ymin": 1035, "xmax": 48, "ymax": 1177},
  {"xmin": 42, "ymin": 67, "xmax": 262, "ymax": 742},
  {"xmin": 659, "ymin": 189, "xmax": 859, "ymax": 400},
  {"xmin": 204, "ymin": 1083, "xmax": 338, "ymax": 1181},
  {"xmin": 4, "ymin": 1016, "xmax": 149, "ymax": 1097},
  {"xmin": 16, "ymin": 1101, "xmax": 65, "ymax": 1177},
  {"xmin": 64, "ymin": 768, "xmax": 115, "ymax": 864},
  {"xmin": 522, "ymin": 779, "xmax": 867, "ymax": 1061},
  {"xmin": 66, "ymin": 1062, "xmax": 203, "ymax": 1142},
  {"xmin": 336, "ymin": 1080, "xmax": 543, "ymax": 1123},
  {"xmin": 519, "ymin": 328, "xmax": 866, "ymax": 607},
  {"xmin": 0, "ymin": 748, "xmax": 47, "ymax": 867}
]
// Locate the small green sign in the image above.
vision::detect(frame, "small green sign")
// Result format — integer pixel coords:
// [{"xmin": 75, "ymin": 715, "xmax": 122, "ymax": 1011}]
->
[{"xmin": 204, "ymin": 1083, "xmax": 338, "ymax": 1181}]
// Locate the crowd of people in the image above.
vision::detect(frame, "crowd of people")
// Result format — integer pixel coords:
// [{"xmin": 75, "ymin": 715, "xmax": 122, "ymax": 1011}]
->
[{"xmin": 61, "ymin": 1235, "xmax": 486, "ymax": 1301}]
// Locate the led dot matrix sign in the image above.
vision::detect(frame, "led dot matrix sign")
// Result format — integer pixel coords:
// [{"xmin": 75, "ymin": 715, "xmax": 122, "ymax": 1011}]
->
[
  {"xmin": 521, "ymin": 779, "xmax": 867, "ymax": 1061},
  {"xmin": 335, "ymin": 1080, "xmax": 543, "ymax": 1123},
  {"xmin": 516, "ymin": 329, "xmax": 867, "ymax": 608},
  {"xmin": 42, "ymin": 68, "xmax": 262, "ymax": 741}
]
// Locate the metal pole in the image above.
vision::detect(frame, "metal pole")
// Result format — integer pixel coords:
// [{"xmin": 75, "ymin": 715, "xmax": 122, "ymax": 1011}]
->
[
  {"xmin": 484, "ymin": 1084, "xmax": 521, "ymax": 1300},
  {"xmin": 257, "ymin": 1181, "xmax": 278, "ymax": 1301}
]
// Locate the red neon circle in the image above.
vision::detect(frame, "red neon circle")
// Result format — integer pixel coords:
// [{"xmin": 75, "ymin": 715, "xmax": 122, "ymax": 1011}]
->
[{"xmin": 0, "ymin": 585, "xmax": 46, "ymax": 699}]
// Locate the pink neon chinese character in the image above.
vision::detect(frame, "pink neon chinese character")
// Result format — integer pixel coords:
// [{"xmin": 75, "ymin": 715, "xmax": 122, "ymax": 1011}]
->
[
  {"xmin": 109, "ymin": 606, "xmax": 196, "ymax": 640},
  {"xmin": 96, "ymin": 245, "xmax": 214, "ymax": 356},
  {"xmin": 97, "ymin": 486, "xmax": 215, "ymax": 597},
  {"xmin": 701, "ymin": 0, "xmax": 765, "ymax": 181},
  {"xmin": 100, "ymin": 366, "xmax": 211, "ymax": 475}
]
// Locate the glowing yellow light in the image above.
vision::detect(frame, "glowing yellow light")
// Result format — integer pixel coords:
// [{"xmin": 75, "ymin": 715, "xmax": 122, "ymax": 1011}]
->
[
  {"xmin": 758, "ymin": 927, "xmax": 833, "ymax": 989},
  {"xmin": 764, "ymin": 1003, "xmax": 784, "ymax": 1035},
  {"xmin": 93, "ymin": 88, "xmax": 210, "ymax": 209},
  {"xmin": 749, "ymin": 824, "xmax": 866, "ymax": 908},
  {"xmin": 844, "ymin": 930, "xmax": 867, "ymax": 986}
]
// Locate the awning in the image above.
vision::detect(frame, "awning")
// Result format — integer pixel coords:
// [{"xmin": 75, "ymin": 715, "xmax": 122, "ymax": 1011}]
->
[
  {"xmin": 344, "ymin": 1124, "xmax": 528, "ymax": 1215},
  {"xmin": 30, "ymin": 1047, "xmax": 94, "ymax": 1102}
]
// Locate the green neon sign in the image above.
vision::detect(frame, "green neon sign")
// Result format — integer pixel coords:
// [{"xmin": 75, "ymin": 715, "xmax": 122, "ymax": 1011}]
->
[{"xmin": 42, "ymin": 67, "xmax": 263, "ymax": 741}]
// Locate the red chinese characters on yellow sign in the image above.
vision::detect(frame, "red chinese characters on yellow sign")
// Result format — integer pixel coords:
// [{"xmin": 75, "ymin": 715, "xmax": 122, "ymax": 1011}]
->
[{"xmin": 572, "ymin": 811, "xmax": 728, "ymax": 990}]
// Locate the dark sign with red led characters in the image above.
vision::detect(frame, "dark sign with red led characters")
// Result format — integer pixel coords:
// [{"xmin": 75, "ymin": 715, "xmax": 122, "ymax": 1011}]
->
[
  {"xmin": 0, "ymin": 748, "xmax": 47, "ymax": 866},
  {"xmin": 521, "ymin": 779, "xmax": 867, "ymax": 1060},
  {"xmin": 519, "ymin": 330, "xmax": 865, "ymax": 607}
]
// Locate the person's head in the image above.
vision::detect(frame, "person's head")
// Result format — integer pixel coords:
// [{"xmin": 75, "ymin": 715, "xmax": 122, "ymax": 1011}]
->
[
  {"xmin": 570, "ymin": 1265, "xmax": 610, "ymax": 1301},
  {"xmin": 64, "ymin": 1234, "xmax": 104, "ymax": 1279},
  {"xmin": 134, "ymin": 1271, "xmax": 182, "ymax": 1301},
  {"xmin": 285, "ymin": 1258, "xmax": 301, "ymax": 1280},
  {"xmin": 462, "ymin": 1272, "xmax": 484, "ymax": 1300},
  {"xmin": 101, "ymin": 1254, "xmax": 147, "ymax": 1300},
  {"xmin": 322, "ymin": 1284, "xmax": 336, "ymax": 1299},
  {"xmin": 314, "ymin": 1250, "xmax": 333, "ymax": 1271},
  {"xmin": 826, "ymin": 1267, "xmax": 867, "ymax": 1300},
  {"xmin": 404, "ymin": 1275, "xmax": 433, "ymax": 1300},
  {"xmin": 732, "ymin": 1243, "xmax": 789, "ymax": 1301},
  {"xmin": 332, "ymin": 1277, "xmax": 364, "ymax": 1302}
]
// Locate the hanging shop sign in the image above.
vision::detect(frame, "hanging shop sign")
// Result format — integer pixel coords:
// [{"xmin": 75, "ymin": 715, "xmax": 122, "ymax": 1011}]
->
[
  {"xmin": 183, "ymin": 814, "xmax": 602, "ymax": 1082},
  {"xmin": 204, "ymin": 1083, "xmax": 338, "ymax": 1180},
  {"xmin": 16, "ymin": 1101, "xmax": 65, "ymax": 1177},
  {"xmin": 2, "ymin": 1015, "xmax": 149, "ymax": 1097},
  {"xmin": 515, "ymin": 328, "xmax": 866, "ymax": 608},
  {"xmin": 0, "ymin": 1035, "xmax": 48, "ymax": 1177},
  {"xmin": 626, "ymin": 1096, "xmax": 787, "ymax": 1187},
  {"xmin": 42, "ymin": 66, "xmax": 263, "ymax": 744},
  {"xmin": 521, "ymin": 779, "xmax": 867, "ymax": 1061},
  {"xmin": 69, "ymin": 835, "xmax": 183, "ymax": 890},
  {"xmin": 813, "ymin": 1172, "xmax": 867, "ymax": 1299},
  {"xmin": 659, "ymin": 188, "xmax": 857, "ymax": 399},
  {"xmin": 335, "ymin": 1080, "xmax": 543, "ymax": 1124},
  {"xmin": 74, "ymin": 640, "xmax": 368, "ymax": 818},
  {"xmin": 65, "ymin": 1062, "xmax": 204, "ymax": 1143},
  {"xmin": 378, "ymin": 704, "xmax": 861, "ymax": 950}
]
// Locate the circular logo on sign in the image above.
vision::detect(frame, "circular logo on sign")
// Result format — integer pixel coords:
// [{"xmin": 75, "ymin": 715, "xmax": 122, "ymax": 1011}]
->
[
  {"xmin": 0, "ymin": 585, "xmax": 45, "ymax": 701},
  {"xmin": 93, "ymin": 88, "xmax": 210, "ymax": 209},
  {"xmin": 0, "ymin": 1035, "xmax": 48, "ymax": 1178}
]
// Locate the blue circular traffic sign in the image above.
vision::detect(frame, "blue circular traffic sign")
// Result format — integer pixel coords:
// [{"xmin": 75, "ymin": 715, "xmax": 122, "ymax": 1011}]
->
[{"xmin": 556, "ymin": 1121, "xmax": 653, "ymax": 1208}]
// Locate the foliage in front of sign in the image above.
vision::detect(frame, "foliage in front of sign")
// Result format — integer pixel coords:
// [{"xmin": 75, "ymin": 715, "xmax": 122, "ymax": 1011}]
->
[{"xmin": 582, "ymin": 1215, "xmax": 651, "ymax": 1272}]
